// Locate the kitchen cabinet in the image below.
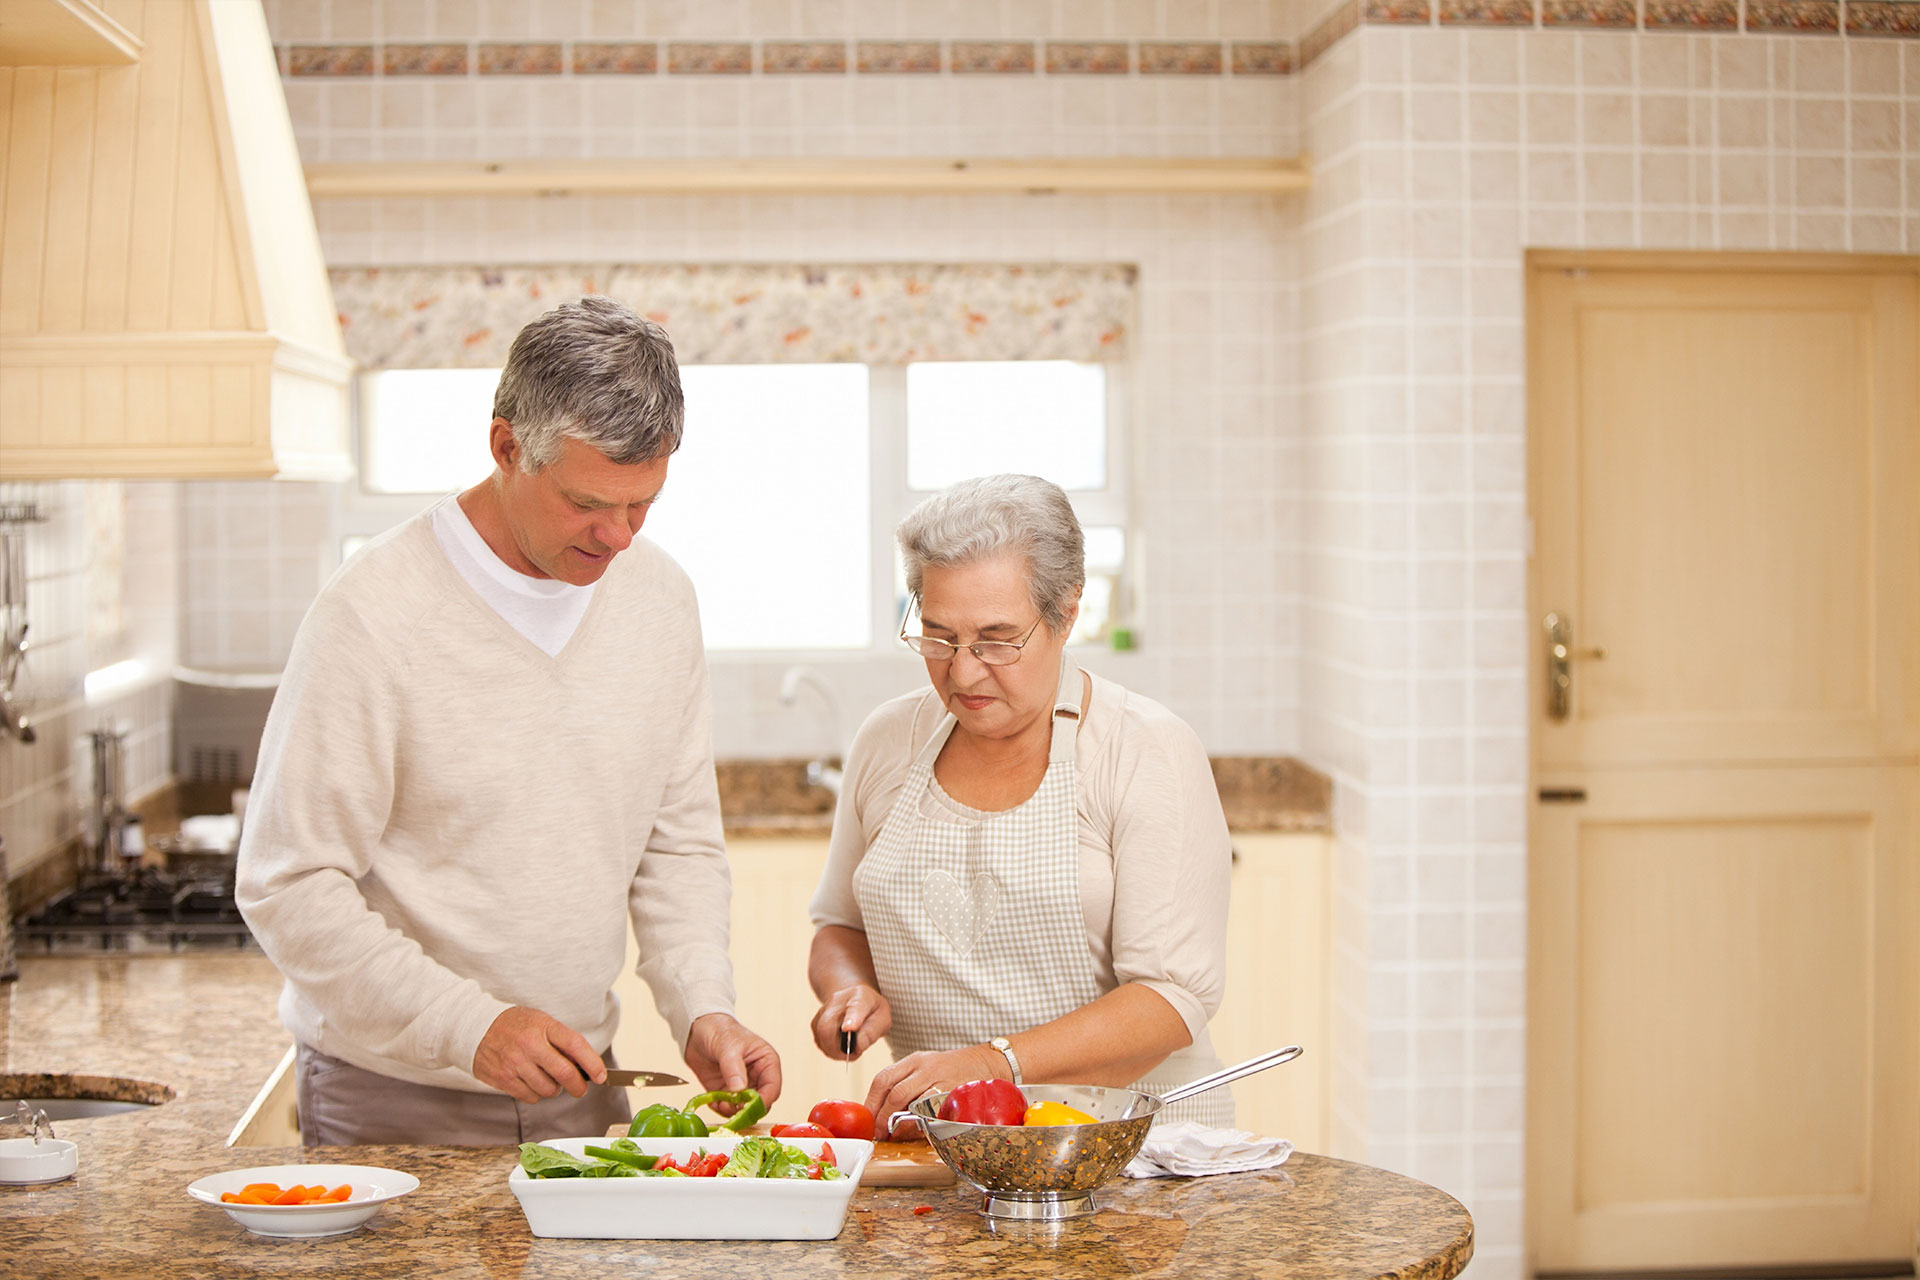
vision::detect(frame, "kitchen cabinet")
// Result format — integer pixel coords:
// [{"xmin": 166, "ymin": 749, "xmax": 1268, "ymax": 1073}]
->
[
  {"xmin": 611, "ymin": 832, "xmax": 1333, "ymax": 1147},
  {"xmin": 1211, "ymin": 832, "xmax": 1330, "ymax": 1152}
]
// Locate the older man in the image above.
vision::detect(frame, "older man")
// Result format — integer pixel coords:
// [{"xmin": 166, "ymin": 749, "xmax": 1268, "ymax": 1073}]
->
[{"xmin": 238, "ymin": 296, "xmax": 780, "ymax": 1144}]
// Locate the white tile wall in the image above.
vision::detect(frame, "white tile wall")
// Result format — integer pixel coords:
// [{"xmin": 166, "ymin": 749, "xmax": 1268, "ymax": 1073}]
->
[
  {"xmin": 1305, "ymin": 23, "xmax": 1919, "ymax": 1280},
  {"xmin": 0, "ymin": 482, "xmax": 179, "ymax": 877},
  {"xmin": 246, "ymin": 0, "xmax": 1308, "ymax": 759}
]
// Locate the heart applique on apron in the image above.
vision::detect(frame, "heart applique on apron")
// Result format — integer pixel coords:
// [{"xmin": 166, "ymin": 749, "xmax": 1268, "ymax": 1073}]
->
[{"xmin": 921, "ymin": 869, "xmax": 1001, "ymax": 957}]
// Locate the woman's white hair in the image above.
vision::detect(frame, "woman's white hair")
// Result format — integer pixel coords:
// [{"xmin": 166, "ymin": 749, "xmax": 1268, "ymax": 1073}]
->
[
  {"xmin": 897, "ymin": 474, "xmax": 1085, "ymax": 631},
  {"xmin": 492, "ymin": 295, "xmax": 683, "ymax": 471}
]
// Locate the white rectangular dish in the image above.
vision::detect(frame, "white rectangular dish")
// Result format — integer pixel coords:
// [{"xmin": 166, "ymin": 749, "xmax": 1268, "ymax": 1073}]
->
[{"xmin": 507, "ymin": 1133, "xmax": 873, "ymax": 1240}]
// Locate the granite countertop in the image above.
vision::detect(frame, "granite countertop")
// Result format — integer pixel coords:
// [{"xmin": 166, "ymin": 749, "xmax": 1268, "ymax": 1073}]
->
[
  {"xmin": 719, "ymin": 757, "xmax": 1332, "ymax": 836},
  {"xmin": 0, "ymin": 955, "xmax": 1466, "ymax": 1279}
]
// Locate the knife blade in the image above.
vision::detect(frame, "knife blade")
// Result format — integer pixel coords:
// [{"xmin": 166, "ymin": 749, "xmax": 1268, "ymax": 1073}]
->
[{"xmin": 600, "ymin": 1068, "xmax": 688, "ymax": 1088}]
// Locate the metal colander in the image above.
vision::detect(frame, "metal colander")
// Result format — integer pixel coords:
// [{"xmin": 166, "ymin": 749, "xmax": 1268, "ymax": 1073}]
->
[{"xmin": 899, "ymin": 1045, "xmax": 1303, "ymax": 1221}]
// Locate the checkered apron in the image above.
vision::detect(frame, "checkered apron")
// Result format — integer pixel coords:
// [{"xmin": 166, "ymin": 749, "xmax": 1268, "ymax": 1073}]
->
[{"xmin": 855, "ymin": 657, "xmax": 1233, "ymax": 1128}]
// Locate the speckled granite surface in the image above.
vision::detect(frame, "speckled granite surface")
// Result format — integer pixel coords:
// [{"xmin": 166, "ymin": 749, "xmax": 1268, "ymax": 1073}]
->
[{"xmin": 0, "ymin": 955, "xmax": 1466, "ymax": 1279}]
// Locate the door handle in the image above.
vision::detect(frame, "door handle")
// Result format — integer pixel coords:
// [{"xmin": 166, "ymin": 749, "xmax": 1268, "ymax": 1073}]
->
[{"xmin": 1543, "ymin": 612, "xmax": 1606, "ymax": 722}]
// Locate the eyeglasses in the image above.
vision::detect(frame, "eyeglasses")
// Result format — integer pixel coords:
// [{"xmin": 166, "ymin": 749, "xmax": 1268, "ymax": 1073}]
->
[{"xmin": 899, "ymin": 615, "xmax": 1045, "ymax": 666}]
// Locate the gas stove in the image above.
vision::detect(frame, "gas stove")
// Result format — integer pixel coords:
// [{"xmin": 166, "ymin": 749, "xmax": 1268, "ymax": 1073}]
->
[{"xmin": 17, "ymin": 868, "xmax": 256, "ymax": 954}]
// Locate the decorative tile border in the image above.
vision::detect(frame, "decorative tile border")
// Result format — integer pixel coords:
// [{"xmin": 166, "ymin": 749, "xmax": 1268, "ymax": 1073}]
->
[
  {"xmin": 571, "ymin": 42, "xmax": 657, "ymax": 75},
  {"xmin": 1745, "ymin": 0, "xmax": 1841, "ymax": 32},
  {"xmin": 277, "ymin": 10, "xmax": 1920, "ymax": 84},
  {"xmin": 950, "ymin": 41, "xmax": 1037, "ymax": 73},
  {"xmin": 1139, "ymin": 41, "xmax": 1225, "ymax": 73},
  {"xmin": 667, "ymin": 42, "xmax": 754, "ymax": 74},
  {"xmin": 1847, "ymin": 0, "xmax": 1920, "ymax": 35},
  {"xmin": 1541, "ymin": 0, "xmax": 1639, "ymax": 26},
  {"xmin": 1644, "ymin": 0, "xmax": 1740, "ymax": 29},
  {"xmin": 1437, "ymin": 1, "xmax": 1538, "ymax": 25},
  {"xmin": 1046, "ymin": 41, "xmax": 1131, "ymax": 74},
  {"xmin": 382, "ymin": 43, "xmax": 468, "ymax": 76},
  {"xmin": 761, "ymin": 41, "xmax": 847, "ymax": 74},
  {"xmin": 855, "ymin": 41, "xmax": 941, "ymax": 73},
  {"xmin": 477, "ymin": 43, "xmax": 562, "ymax": 75},
  {"xmin": 1364, "ymin": 0, "xmax": 1435, "ymax": 22},
  {"xmin": 288, "ymin": 44, "xmax": 372, "ymax": 76},
  {"xmin": 1231, "ymin": 41, "xmax": 1295, "ymax": 74}
]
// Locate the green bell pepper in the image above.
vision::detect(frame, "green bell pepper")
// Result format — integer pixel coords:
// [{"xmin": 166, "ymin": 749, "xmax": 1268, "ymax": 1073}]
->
[
  {"xmin": 684, "ymin": 1088, "xmax": 768, "ymax": 1133},
  {"xmin": 583, "ymin": 1141, "xmax": 659, "ymax": 1170},
  {"xmin": 626, "ymin": 1102, "xmax": 710, "ymax": 1138}
]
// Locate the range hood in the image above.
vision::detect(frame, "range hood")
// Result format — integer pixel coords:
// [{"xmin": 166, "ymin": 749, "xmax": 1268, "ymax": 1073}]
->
[{"xmin": 0, "ymin": 0, "xmax": 352, "ymax": 480}]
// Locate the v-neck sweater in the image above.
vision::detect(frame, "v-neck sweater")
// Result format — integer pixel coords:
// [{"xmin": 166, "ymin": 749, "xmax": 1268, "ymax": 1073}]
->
[{"xmin": 236, "ymin": 512, "xmax": 735, "ymax": 1093}]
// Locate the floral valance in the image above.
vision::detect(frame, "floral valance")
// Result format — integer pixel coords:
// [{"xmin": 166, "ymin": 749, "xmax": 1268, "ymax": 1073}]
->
[{"xmin": 328, "ymin": 263, "xmax": 1137, "ymax": 369}]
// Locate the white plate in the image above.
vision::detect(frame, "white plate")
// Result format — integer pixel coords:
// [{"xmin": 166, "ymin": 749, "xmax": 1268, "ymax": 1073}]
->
[
  {"xmin": 509, "ymin": 1133, "xmax": 873, "ymax": 1240},
  {"xmin": 186, "ymin": 1163, "xmax": 420, "ymax": 1238}
]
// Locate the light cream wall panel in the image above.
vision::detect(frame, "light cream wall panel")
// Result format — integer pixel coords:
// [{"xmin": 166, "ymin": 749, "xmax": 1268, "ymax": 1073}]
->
[
  {"xmin": 84, "ymin": 52, "xmax": 138, "ymax": 332},
  {"xmin": 210, "ymin": 363, "xmax": 255, "ymax": 447},
  {"xmin": 82, "ymin": 364, "xmax": 125, "ymax": 447},
  {"xmin": 168, "ymin": 21, "xmax": 223, "ymax": 333},
  {"xmin": 0, "ymin": 366, "xmax": 36, "ymax": 449},
  {"xmin": 123, "ymin": 0, "xmax": 182, "ymax": 333},
  {"xmin": 1, "ymin": 69, "xmax": 55, "ymax": 333},
  {"xmin": 42, "ymin": 68, "xmax": 96, "ymax": 334}
]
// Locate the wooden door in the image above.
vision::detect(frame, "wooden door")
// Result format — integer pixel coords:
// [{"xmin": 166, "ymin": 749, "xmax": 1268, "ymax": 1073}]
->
[{"xmin": 1526, "ymin": 253, "xmax": 1920, "ymax": 1272}]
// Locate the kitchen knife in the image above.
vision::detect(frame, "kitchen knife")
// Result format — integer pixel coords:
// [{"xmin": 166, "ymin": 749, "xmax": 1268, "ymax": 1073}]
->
[{"xmin": 599, "ymin": 1068, "xmax": 688, "ymax": 1088}]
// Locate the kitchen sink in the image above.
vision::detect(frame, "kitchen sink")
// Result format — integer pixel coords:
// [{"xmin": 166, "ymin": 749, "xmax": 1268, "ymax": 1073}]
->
[{"xmin": 1, "ymin": 1073, "xmax": 176, "ymax": 1124}]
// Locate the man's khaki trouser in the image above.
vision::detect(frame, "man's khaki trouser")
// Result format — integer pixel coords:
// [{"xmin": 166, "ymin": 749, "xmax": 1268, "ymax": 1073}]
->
[{"xmin": 296, "ymin": 1043, "xmax": 634, "ymax": 1146}]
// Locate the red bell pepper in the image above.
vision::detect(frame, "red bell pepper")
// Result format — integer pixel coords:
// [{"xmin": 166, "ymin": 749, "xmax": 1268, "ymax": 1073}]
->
[{"xmin": 936, "ymin": 1078, "xmax": 1028, "ymax": 1126}]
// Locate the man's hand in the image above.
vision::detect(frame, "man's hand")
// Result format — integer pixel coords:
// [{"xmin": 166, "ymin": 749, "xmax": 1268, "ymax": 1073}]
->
[
  {"xmin": 472, "ymin": 1006, "xmax": 607, "ymax": 1104},
  {"xmin": 810, "ymin": 984, "xmax": 892, "ymax": 1060},
  {"xmin": 684, "ymin": 1012, "xmax": 783, "ymax": 1114}
]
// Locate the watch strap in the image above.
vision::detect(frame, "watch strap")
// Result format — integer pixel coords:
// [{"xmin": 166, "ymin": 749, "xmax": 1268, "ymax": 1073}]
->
[{"xmin": 989, "ymin": 1036, "xmax": 1023, "ymax": 1086}]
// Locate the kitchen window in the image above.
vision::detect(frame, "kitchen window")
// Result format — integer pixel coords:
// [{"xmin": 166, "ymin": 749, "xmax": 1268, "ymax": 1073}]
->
[{"xmin": 345, "ymin": 361, "xmax": 1130, "ymax": 651}]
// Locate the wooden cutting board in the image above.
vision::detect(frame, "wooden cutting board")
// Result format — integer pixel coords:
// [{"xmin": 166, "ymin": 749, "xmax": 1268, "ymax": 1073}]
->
[{"xmin": 601, "ymin": 1124, "xmax": 955, "ymax": 1188}]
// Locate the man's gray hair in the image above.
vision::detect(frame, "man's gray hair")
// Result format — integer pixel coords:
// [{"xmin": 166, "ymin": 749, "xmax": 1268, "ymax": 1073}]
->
[
  {"xmin": 491, "ymin": 295, "xmax": 684, "ymax": 471},
  {"xmin": 897, "ymin": 474, "xmax": 1086, "ymax": 631}
]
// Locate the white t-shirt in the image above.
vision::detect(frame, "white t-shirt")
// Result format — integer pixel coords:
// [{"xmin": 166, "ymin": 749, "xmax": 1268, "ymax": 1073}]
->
[{"xmin": 431, "ymin": 496, "xmax": 595, "ymax": 656}]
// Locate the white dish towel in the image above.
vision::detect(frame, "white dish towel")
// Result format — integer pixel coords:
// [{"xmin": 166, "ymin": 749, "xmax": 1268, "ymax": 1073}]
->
[{"xmin": 1122, "ymin": 1121, "xmax": 1294, "ymax": 1179}]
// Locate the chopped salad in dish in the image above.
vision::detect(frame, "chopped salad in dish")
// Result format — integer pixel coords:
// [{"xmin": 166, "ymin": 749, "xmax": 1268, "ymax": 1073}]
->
[{"xmin": 517, "ymin": 1136, "xmax": 844, "ymax": 1182}]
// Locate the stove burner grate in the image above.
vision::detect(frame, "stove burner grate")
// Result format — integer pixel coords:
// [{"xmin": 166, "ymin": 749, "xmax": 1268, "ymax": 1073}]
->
[{"xmin": 17, "ymin": 869, "xmax": 257, "ymax": 953}]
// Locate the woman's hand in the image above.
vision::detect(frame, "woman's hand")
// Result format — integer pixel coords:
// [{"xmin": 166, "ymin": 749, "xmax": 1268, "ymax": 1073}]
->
[
  {"xmin": 811, "ymin": 984, "xmax": 893, "ymax": 1061},
  {"xmin": 862, "ymin": 1044, "xmax": 1006, "ymax": 1140}
]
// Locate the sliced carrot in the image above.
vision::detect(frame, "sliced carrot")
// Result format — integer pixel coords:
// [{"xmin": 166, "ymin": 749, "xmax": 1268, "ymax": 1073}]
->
[
  {"xmin": 236, "ymin": 1189, "xmax": 278, "ymax": 1205},
  {"xmin": 240, "ymin": 1182, "xmax": 282, "ymax": 1199},
  {"xmin": 220, "ymin": 1192, "xmax": 242, "ymax": 1204},
  {"xmin": 318, "ymin": 1185, "xmax": 352, "ymax": 1203},
  {"xmin": 271, "ymin": 1185, "xmax": 312, "ymax": 1205}
]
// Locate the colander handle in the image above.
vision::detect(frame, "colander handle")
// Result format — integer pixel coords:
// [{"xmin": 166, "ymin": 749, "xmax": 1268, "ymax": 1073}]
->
[{"xmin": 1155, "ymin": 1045, "xmax": 1305, "ymax": 1107}]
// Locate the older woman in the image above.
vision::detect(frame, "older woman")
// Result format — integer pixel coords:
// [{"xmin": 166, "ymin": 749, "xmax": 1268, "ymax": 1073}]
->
[{"xmin": 807, "ymin": 474, "xmax": 1234, "ymax": 1135}]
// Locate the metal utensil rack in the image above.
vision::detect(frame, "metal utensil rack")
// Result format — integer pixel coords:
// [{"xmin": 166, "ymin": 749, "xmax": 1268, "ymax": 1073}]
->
[{"xmin": 0, "ymin": 499, "xmax": 44, "ymax": 745}]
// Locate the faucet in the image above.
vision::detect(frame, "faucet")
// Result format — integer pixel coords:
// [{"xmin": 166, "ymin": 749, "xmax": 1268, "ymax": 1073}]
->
[{"xmin": 777, "ymin": 665, "xmax": 843, "ymax": 799}]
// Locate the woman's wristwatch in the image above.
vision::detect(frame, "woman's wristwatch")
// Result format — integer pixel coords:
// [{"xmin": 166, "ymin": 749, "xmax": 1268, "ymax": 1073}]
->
[{"xmin": 989, "ymin": 1036, "xmax": 1023, "ymax": 1086}]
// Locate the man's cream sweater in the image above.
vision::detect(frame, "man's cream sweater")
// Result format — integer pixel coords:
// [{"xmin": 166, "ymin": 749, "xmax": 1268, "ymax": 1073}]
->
[{"xmin": 236, "ymin": 512, "xmax": 736, "ymax": 1093}]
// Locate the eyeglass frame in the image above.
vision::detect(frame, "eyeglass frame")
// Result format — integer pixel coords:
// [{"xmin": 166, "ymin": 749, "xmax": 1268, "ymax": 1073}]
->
[{"xmin": 897, "ymin": 608, "xmax": 1046, "ymax": 666}]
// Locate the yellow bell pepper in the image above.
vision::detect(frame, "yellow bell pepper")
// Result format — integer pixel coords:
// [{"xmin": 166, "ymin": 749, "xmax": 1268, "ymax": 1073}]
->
[{"xmin": 1023, "ymin": 1100, "xmax": 1096, "ymax": 1126}]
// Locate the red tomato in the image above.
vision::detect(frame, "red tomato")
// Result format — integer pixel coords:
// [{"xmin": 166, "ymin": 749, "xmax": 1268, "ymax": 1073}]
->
[
  {"xmin": 687, "ymin": 1151, "xmax": 727, "ymax": 1178},
  {"xmin": 808, "ymin": 1099, "xmax": 876, "ymax": 1140},
  {"xmin": 770, "ymin": 1122, "xmax": 832, "ymax": 1139},
  {"xmin": 936, "ymin": 1078, "xmax": 1028, "ymax": 1126}
]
